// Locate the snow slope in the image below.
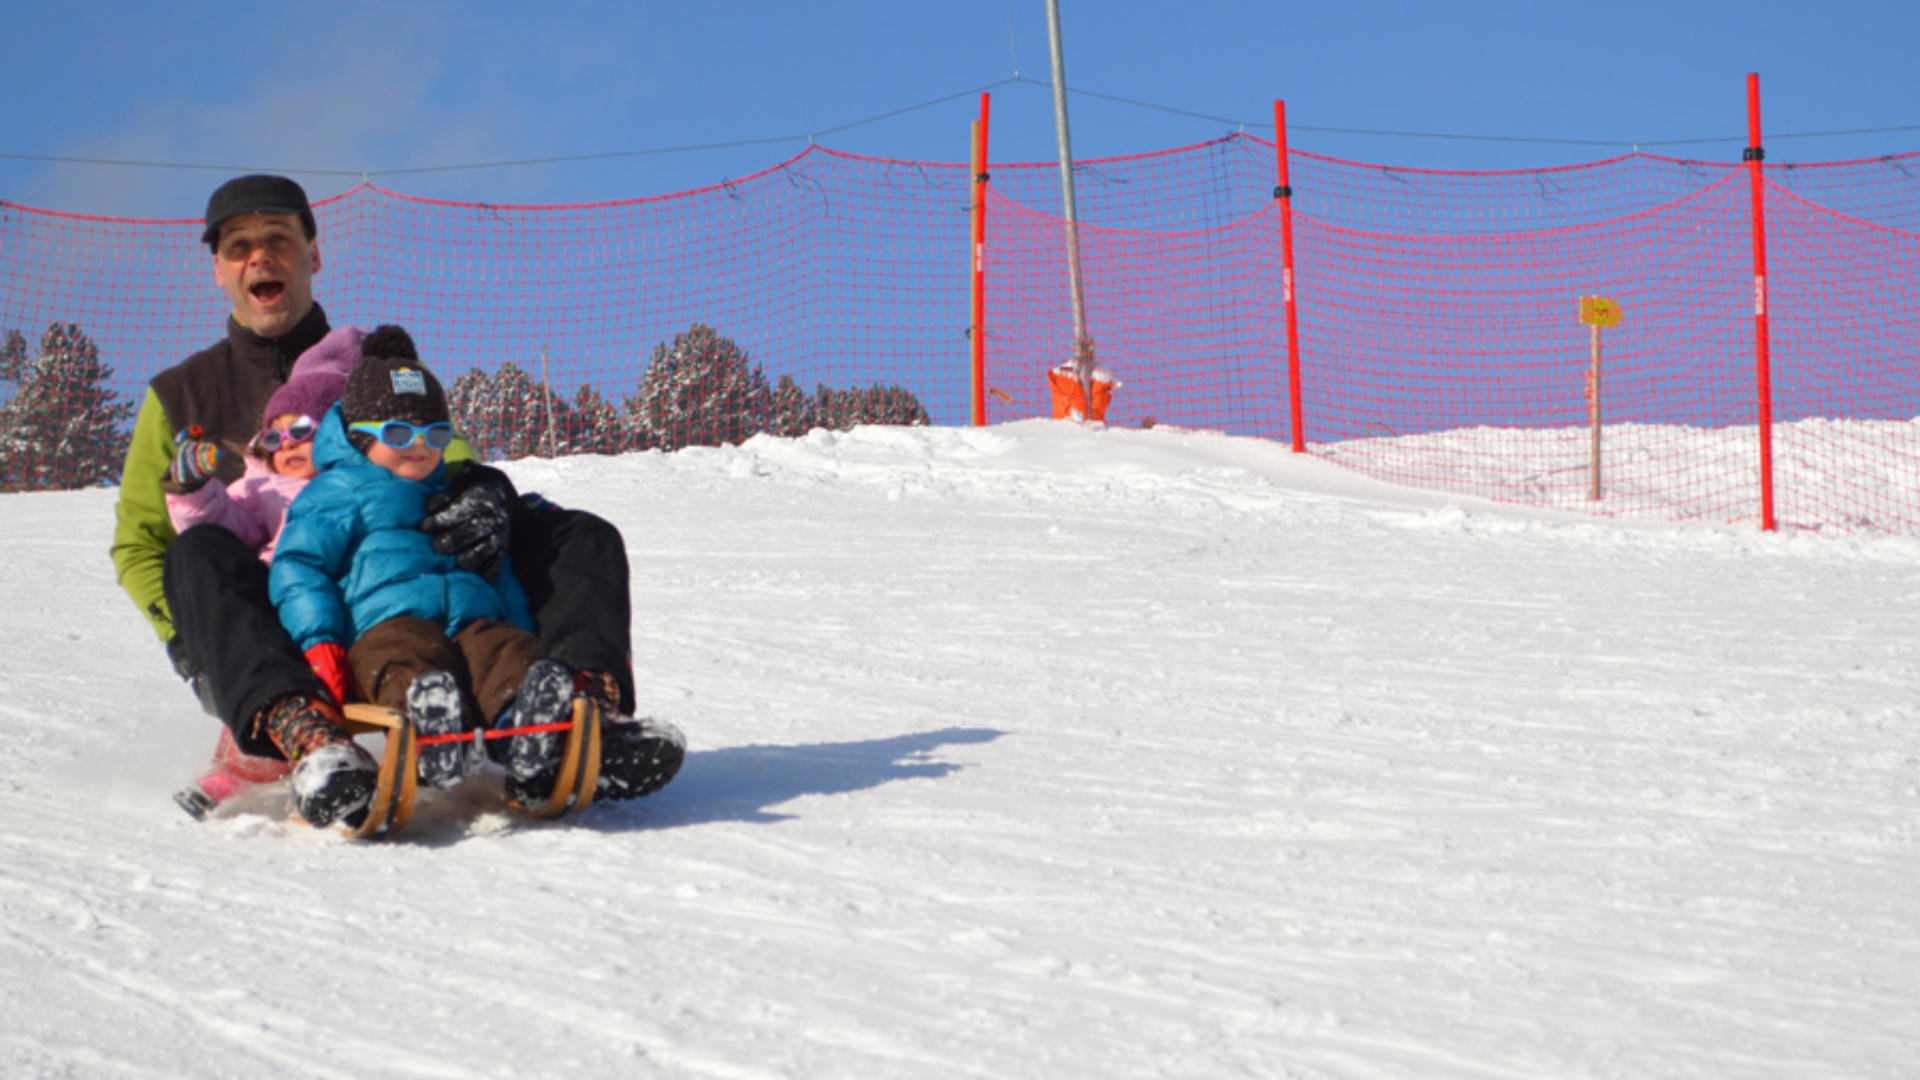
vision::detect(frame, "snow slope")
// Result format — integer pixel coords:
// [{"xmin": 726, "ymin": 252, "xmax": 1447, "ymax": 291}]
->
[{"xmin": 1, "ymin": 419, "xmax": 1915, "ymax": 1079}]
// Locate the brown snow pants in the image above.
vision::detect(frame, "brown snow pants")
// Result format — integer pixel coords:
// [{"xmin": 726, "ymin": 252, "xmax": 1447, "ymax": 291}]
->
[{"xmin": 347, "ymin": 616, "xmax": 545, "ymax": 729}]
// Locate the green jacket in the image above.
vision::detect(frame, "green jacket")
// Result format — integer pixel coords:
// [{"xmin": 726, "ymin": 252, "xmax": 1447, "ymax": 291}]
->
[{"xmin": 110, "ymin": 305, "xmax": 476, "ymax": 641}]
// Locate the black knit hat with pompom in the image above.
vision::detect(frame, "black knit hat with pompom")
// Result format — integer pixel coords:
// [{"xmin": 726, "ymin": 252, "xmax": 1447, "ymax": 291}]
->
[{"xmin": 340, "ymin": 325, "xmax": 449, "ymax": 451}]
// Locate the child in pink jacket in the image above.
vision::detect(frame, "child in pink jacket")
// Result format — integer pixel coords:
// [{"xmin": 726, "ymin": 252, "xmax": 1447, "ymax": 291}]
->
[{"xmin": 167, "ymin": 326, "xmax": 363, "ymax": 819}]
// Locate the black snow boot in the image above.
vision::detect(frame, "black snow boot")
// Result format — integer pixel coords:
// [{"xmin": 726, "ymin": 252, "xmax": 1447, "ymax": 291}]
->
[
  {"xmin": 492, "ymin": 660, "xmax": 572, "ymax": 805},
  {"xmin": 407, "ymin": 670, "xmax": 468, "ymax": 790},
  {"xmin": 574, "ymin": 669, "xmax": 687, "ymax": 801},
  {"xmin": 595, "ymin": 715, "xmax": 687, "ymax": 801}
]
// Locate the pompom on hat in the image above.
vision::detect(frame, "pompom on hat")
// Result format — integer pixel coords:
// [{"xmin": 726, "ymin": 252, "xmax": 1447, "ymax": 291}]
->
[{"xmin": 260, "ymin": 325, "xmax": 363, "ymax": 438}]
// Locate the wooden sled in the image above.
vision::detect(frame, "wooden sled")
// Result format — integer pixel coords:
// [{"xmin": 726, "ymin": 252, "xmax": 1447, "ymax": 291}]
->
[
  {"xmin": 337, "ymin": 697, "xmax": 601, "ymax": 838},
  {"xmin": 340, "ymin": 704, "xmax": 420, "ymax": 839}
]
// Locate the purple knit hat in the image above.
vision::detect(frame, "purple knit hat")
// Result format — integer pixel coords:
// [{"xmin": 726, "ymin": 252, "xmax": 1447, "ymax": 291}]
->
[{"xmin": 261, "ymin": 325, "xmax": 364, "ymax": 436}]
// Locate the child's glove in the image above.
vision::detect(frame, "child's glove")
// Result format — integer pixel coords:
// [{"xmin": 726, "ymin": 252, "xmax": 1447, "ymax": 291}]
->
[
  {"xmin": 304, "ymin": 642, "xmax": 354, "ymax": 709},
  {"xmin": 164, "ymin": 425, "xmax": 226, "ymax": 493}
]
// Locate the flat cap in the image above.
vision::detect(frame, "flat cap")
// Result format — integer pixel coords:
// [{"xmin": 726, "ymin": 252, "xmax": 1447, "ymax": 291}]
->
[{"xmin": 201, "ymin": 174, "xmax": 316, "ymax": 250}]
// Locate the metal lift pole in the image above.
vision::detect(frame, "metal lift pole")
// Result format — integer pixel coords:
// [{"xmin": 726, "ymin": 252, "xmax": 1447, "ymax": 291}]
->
[{"xmin": 1044, "ymin": 0, "xmax": 1096, "ymax": 404}]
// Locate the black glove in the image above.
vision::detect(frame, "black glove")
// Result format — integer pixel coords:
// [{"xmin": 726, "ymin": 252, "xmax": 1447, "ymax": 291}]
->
[{"xmin": 422, "ymin": 463, "xmax": 516, "ymax": 578}]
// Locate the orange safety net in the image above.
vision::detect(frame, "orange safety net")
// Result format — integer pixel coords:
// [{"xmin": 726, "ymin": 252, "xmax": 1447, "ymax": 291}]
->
[
  {"xmin": 2, "ymin": 134, "xmax": 1918, "ymax": 533},
  {"xmin": 981, "ymin": 139, "xmax": 1920, "ymax": 532}
]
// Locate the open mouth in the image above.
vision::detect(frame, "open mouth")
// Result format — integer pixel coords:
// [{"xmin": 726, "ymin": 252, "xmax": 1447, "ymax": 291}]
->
[{"xmin": 249, "ymin": 280, "xmax": 286, "ymax": 304}]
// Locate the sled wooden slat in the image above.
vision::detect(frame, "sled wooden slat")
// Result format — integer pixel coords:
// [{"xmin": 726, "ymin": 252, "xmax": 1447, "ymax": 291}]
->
[
  {"xmin": 341, "ymin": 704, "xmax": 418, "ymax": 838},
  {"xmin": 512, "ymin": 697, "xmax": 600, "ymax": 820}
]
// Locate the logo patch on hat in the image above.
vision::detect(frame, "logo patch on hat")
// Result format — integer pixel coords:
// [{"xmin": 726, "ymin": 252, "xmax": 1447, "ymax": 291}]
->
[{"xmin": 390, "ymin": 368, "xmax": 428, "ymax": 396}]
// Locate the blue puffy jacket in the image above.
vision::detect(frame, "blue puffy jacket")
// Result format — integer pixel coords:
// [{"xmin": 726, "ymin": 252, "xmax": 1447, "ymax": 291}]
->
[{"xmin": 270, "ymin": 403, "xmax": 533, "ymax": 650}]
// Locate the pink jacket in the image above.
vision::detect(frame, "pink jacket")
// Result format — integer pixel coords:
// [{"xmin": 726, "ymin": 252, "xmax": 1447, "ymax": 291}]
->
[{"xmin": 165, "ymin": 457, "xmax": 309, "ymax": 563}]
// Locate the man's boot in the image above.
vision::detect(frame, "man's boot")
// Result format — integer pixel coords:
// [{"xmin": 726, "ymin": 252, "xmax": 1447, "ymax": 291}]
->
[{"xmin": 573, "ymin": 669, "xmax": 686, "ymax": 802}]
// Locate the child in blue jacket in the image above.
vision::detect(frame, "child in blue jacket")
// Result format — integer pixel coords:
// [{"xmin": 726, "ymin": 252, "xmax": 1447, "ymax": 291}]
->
[{"xmin": 267, "ymin": 326, "xmax": 573, "ymax": 824}]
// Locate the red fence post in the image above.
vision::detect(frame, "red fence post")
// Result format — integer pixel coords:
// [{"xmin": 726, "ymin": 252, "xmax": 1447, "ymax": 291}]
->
[
  {"xmin": 1274, "ymin": 100, "xmax": 1305, "ymax": 452},
  {"xmin": 1743, "ymin": 72, "xmax": 1778, "ymax": 531},
  {"xmin": 970, "ymin": 93, "xmax": 991, "ymax": 427}
]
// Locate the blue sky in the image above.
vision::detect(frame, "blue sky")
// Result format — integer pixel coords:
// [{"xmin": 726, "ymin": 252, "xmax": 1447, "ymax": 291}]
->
[{"xmin": 3, "ymin": 0, "xmax": 1917, "ymax": 217}]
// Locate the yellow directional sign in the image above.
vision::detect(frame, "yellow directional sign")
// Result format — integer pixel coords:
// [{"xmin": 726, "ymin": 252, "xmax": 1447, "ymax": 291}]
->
[{"xmin": 1579, "ymin": 296, "xmax": 1623, "ymax": 328}]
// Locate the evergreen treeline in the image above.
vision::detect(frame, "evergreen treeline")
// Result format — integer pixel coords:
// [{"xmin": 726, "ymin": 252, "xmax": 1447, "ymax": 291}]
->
[
  {"xmin": 451, "ymin": 323, "xmax": 930, "ymax": 461},
  {"xmin": 0, "ymin": 320, "xmax": 934, "ymax": 491}
]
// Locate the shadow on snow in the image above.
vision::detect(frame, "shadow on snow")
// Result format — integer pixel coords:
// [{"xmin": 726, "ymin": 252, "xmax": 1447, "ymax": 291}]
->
[{"xmin": 582, "ymin": 725, "xmax": 1007, "ymax": 831}]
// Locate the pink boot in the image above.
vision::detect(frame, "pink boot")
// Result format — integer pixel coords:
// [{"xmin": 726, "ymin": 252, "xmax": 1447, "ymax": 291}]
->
[{"xmin": 173, "ymin": 728, "xmax": 292, "ymax": 820}]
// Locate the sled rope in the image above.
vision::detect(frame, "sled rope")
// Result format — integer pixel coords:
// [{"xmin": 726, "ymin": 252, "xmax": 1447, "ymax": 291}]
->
[{"xmin": 413, "ymin": 720, "xmax": 575, "ymax": 747}]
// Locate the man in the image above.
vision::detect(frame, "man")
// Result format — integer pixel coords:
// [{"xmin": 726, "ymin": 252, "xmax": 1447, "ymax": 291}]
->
[{"xmin": 112, "ymin": 175, "xmax": 683, "ymax": 827}]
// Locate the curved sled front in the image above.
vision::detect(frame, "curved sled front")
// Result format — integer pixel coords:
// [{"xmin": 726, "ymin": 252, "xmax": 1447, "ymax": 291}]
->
[
  {"xmin": 510, "ymin": 697, "xmax": 601, "ymax": 820},
  {"xmin": 341, "ymin": 704, "xmax": 419, "ymax": 838}
]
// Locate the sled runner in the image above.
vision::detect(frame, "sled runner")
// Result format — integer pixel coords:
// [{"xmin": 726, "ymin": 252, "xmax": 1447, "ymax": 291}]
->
[
  {"xmin": 339, "ymin": 704, "xmax": 421, "ymax": 838},
  {"xmin": 505, "ymin": 695, "xmax": 602, "ymax": 821}
]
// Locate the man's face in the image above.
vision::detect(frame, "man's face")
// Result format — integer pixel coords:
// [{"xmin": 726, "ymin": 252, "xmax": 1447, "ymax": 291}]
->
[{"xmin": 211, "ymin": 213, "xmax": 321, "ymax": 337}]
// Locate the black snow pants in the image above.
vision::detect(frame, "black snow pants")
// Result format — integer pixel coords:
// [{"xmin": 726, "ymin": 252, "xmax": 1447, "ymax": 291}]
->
[
  {"xmin": 509, "ymin": 503, "xmax": 635, "ymax": 713},
  {"xmin": 163, "ymin": 524, "xmax": 325, "ymax": 757}
]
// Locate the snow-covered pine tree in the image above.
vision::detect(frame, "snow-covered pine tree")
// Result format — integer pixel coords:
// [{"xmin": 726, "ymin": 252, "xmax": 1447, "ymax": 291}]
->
[
  {"xmin": 567, "ymin": 384, "xmax": 633, "ymax": 456},
  {"xmin": 857, "ymin": 384, "xmax": 931, "ymax": 427},
  {"xmin": 771, "ymin": 374, "xmax": 811, "ymax": 439},
  {"xmin": 0, "ymin": 330, "xmax": 28, "ymax": 383},
  {"xmin": 811, "ymin": 384, "xmax": 859, "ymax": 431},
  {"xmin": 448, "ymin": 361, "xmax": 574, "ymax": 461},
  {"xmin": 625, "ymin": 323, "xmax": 773, "ymax": 452},
  {"xmin": 447, "ymin": 368, "xmax": 508, "ymax": 459},
  {"xmin": 822, "ymin": 382, "xmax": 934, "ymax": 434},
  {"xmin": 0, "ymin": 323, "xmax": 134, "ymax": 492},
  {"xmin": 767, "ymin": 375, "xmax": 931, "ymax": 439}
]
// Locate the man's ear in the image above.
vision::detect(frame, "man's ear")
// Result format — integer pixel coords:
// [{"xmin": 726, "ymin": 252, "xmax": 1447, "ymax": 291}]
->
[{"xmin": 310, "ymin": 240, "xmax": 323, "ymax": 276}]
